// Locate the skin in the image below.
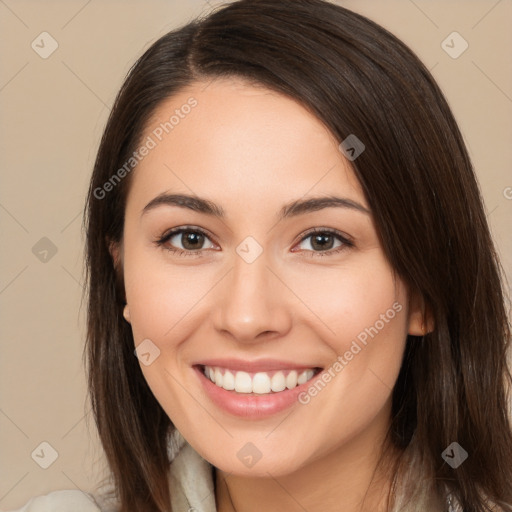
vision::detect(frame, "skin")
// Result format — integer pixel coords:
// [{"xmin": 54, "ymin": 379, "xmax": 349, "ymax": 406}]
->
[{"xmin": 113, "ymin": 77, "xmax": 427, "ymax": 512}]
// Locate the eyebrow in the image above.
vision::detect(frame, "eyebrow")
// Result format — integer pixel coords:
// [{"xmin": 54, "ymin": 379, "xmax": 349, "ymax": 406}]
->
[{"xmin": 142, "ymin": 193, "xmax": 370, "ymax": 219}]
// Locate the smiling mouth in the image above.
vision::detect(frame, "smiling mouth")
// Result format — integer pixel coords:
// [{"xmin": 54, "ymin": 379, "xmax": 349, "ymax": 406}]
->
[{"xmin": 199, "ymin": 365, "xmax": 323, "ymax": 395}]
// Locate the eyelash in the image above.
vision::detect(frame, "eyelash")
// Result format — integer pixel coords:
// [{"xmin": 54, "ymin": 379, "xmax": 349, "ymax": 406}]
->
[{"xmin": 154, "ymin": 226, "xmax": 354, "ymax": 258}]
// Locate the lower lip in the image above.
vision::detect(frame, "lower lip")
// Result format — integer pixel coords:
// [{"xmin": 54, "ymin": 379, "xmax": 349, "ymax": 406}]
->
[{"xmin": 194, "ymin": 365, "xmax": 320, "ymax": 419}]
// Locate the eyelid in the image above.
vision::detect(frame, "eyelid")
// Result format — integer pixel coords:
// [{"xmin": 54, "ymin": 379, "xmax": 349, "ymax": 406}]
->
[
  {"xmin": 154, "ymin": 225, "xmax": 218, "ymax": 254},
  {"xmin": 291, "ymin": 227, "xmax": 353, "ymax": 257},
  {"xmin": 157, "ymin": 225, "xmax": 215, "ymax": 244},
  {"xmin": 154, "ymin": 225, "xmax": 354, "ymax": 257},
  {"xmin": 294, "ymin": 227, "xmax": 353, "ymax": 247}
]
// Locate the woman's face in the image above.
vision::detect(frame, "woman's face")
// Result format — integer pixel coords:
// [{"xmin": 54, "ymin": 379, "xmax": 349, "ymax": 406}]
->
[{"xmin": 117, "ymin": 77, "xmax": 423, "ymax": 476}]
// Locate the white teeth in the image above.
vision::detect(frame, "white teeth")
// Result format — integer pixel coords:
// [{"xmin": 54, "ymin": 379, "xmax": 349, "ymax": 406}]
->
[
  {"xmin": 286, "ymin": 370, "xmax": 298, "ymax": 389},
  {"xmin": 222, "ymin": 370, "xmax": 235, "ymax": 390},
  {"xmin": 203, "ymin": 366, "xmax": 317, "ymax": 394},
  {"xmin": 271, "ymin": 372, "xmax": 286, "ymax": 392},
  {"xmin": 214, "ymin": 368, "xmax": 223, "ymax": 387},
  {"xmin": 234, "ymin": 371, "xmax": 253, "ymax": 393},
  {"xmin": 297, "ymin": 370, "xmax": 309, "ymax": 385},
  {"xmin": 252, "ymin": 372, "xmax": 271, "ymax": 394}
]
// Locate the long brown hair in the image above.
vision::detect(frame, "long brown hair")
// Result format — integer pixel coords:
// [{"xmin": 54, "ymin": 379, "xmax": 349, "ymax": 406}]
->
[{"xmin": 84, "ymin": 0, "xmax": 512, "ymax": 510}]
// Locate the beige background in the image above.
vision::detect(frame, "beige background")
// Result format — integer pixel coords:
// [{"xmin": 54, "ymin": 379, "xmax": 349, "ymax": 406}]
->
[{"xmin": 1, "ymin": 0, "xmax": 511, "ymax": 509}]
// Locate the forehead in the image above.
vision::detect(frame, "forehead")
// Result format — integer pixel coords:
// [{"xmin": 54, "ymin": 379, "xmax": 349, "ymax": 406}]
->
[{"xmin": 127, "ymin": 77, "xmax": 367, "ymax": 214}]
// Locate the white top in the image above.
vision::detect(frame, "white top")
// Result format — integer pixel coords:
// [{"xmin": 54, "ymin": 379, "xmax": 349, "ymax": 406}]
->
[
  {"xmin": 6, "ymin": 431, "xmax": 216, "ymax": 512},
  {"xmin": 7, "ymin": 431, "xmax": 462, "ymax": 512},
  {"xmin": 5, "ymin": 491, "xmax": 104, "ymax": 512}
]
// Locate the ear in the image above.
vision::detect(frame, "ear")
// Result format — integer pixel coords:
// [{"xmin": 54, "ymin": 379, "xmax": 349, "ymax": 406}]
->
[
  {"xmin": 108, "ymin": 238, "xmax": 122, "ymax": 270},
  {"xmin": 123, "ymin": 304, "xmax": 131, "ymax": 323},
  {"xmin": 407, "ymin": 289, "xmax": 434, "ymax": 336}
]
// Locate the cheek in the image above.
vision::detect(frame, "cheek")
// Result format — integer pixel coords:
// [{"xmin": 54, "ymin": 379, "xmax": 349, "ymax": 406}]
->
[
  {"xmin": 284, "ymin": 253, "xmax": 406, "ymax": 345},
  {"xmin": 122, "ymin": 247, "xmax": 216, "ymax": 416},
  {"xmin": 123, "ymin": 244, "xmax": 214, "ymax": 343},
  {"xmin": 284, "ymin": 253, "xmax": 409, "ymax": 395},
  {"xmin": 278, "ymin": 259, "xmax": 408, "ymax": 456}
]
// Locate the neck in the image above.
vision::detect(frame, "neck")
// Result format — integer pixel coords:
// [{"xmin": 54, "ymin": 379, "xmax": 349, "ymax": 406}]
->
[{"xmin": 215, "ymin": 414, "xmax": 399, "ymax": 512}]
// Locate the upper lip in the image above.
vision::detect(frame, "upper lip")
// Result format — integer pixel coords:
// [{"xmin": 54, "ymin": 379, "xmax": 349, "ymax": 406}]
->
[{"xmin": 195, "ymin": 358, "xmax": 322, "ymax": 373}]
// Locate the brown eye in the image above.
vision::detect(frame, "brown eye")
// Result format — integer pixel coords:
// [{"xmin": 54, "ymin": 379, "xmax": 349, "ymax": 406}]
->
[
  {"xmin": 294, "ymin": 228, "xmax": 353, "ymax": 257},
  {"xmin": 179, "ymin": 231, "xmax": 206, "ymax": 250},
  {"xmin": 309, "ymin": 233, "xmax": 336, "ymax": 251},
  {"xmin": 156, "ymin": 227, "xmax": 216, "ymax": 256}
]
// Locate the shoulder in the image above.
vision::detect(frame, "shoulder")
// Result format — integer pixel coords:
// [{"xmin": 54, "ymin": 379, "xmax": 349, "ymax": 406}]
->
[{"xmin": 6, "ymin": 490, "xmax": 105, "ymax": 512}]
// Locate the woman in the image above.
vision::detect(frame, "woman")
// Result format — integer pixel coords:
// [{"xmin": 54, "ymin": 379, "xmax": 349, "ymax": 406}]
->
[{"xmin": 11, "ymin": 0, "xmax": 512, "ymax": 510}]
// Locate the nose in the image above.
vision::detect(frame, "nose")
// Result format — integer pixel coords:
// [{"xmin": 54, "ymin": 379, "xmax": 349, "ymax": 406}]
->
[{"xmin": 212, "ymin": 250, "xmax": 293, "ymax": 344}]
